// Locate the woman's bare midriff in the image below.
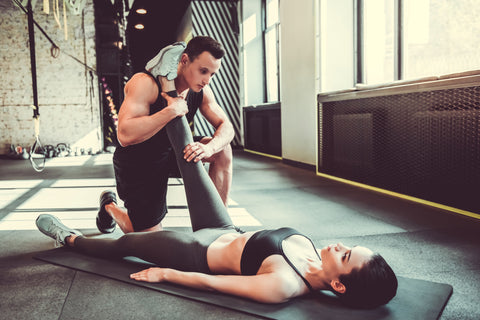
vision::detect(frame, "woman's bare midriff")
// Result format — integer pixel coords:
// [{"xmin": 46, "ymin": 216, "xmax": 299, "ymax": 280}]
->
[{"xmin": 206, "ymin": 231, "xmax": 256, "ymax": 274}]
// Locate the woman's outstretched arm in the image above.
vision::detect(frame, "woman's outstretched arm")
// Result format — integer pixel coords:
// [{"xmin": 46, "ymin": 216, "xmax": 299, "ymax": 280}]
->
[{"xmin": 130, "ymin": 267, "xmax": 296, "ymax": 304}]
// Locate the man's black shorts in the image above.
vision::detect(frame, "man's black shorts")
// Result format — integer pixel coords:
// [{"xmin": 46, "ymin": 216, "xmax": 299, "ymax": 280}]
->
[{"xmin": 113, "ymin": 136, "xmax": 204, "ymax": 231}]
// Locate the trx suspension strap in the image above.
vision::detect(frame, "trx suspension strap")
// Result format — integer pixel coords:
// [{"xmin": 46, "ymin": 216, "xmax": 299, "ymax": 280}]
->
[
  {"xmin": 27, "ymin": 0, "xmax": 45, "ymax": 172},
  {"xmin": 14, "ymin": 0, "xmax": 97, "ymax": 172}
]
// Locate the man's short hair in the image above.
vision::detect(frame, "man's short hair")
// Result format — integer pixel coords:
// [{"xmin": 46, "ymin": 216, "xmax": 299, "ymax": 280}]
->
[{"xmin": 184, "ymin": 36, "xmax": 225, "ymax": 61}]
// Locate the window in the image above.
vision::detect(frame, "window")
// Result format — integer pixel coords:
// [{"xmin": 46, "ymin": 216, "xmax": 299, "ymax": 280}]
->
[
  {"xmin": 264, "ymin": 0, "xmax": 280, "ymax": 102},
  {"xmin": 403, "ymin": 0, "xmax": 480, "ymax": 79},
  {"xmin": 360, "ymin": 0, "xmax": 395, "ymax": 84},
  {"xmin": 358, "ymin": 0, "xmax": 480, "ymax": 85}
]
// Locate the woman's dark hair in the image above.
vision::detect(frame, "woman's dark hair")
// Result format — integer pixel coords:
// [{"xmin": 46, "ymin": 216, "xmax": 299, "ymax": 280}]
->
[
  {"xmin": 184, "ymin": 36, "xmax": 225, "ymax": 61},
  {"xmin": 336, "ymin": 254, "xmax": 398, "ymax": 309}
]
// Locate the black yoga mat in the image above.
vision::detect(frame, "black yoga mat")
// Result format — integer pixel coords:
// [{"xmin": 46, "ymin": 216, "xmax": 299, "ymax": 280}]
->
[{"xmin": 35, "ymin": 248, "xmax": 452, "ymax": 320}]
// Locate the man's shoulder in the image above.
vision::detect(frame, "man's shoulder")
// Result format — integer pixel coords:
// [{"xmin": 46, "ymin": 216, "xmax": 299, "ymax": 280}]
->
[
  {"xmin": 126, "ymin": 72, "xmax": 158, "ymax": 90},
  {"xmin": 130, "ymin": 71, "xmax": 155, "ymax": 83},
  {"xmin": 124, "ymin": 72, "xmax": 159, "ymax": 101}
]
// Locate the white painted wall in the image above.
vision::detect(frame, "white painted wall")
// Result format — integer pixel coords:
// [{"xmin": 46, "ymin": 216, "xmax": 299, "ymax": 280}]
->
[
  {"xmin": 279, "ymin": 0, "xmax": 317, "ymax": 165},
  {"xmin": 239, "ymin": 0, "xmax": 354, "ymax": 166}
]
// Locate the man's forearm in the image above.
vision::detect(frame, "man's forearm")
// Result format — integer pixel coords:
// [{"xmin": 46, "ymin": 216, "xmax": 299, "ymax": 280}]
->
[{"xmin": 208, "ymin": 121, "xmax": 234, "ymax": 154}]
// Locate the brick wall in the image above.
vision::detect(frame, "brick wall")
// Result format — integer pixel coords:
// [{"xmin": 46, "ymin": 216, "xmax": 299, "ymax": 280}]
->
[{"xmin": 0, "ymin": 0, "xmax": 101, "ymax": 155}]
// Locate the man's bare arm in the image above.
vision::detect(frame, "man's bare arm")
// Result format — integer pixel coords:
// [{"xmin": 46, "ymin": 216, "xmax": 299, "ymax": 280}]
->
[
  {"xmin": 183, "ymin": 85, "xmax": 234, "ymax": 161},
  {"xmin": 116, "ymin": 73, "xmax": 188, "ymax": 147}
]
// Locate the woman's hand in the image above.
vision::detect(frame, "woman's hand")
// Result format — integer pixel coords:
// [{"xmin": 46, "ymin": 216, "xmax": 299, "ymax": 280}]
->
[
  {"xmin": 161, "ymin": 92, "xmax": 188, "ymax": 118},
  {"xmin": 130, "ymin": 267, "xmax": 167, "ymax": 283}
]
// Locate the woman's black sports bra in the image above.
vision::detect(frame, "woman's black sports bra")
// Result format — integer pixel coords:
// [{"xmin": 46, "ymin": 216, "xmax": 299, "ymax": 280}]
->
[{"xmin": 240, "ymin": 227, "xmax": 320, "ymax": 290}]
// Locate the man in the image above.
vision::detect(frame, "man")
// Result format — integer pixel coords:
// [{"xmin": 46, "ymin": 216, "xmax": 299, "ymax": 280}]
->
[{"xmin": 97, "ymin": 36, "xmax": 234, "ymax": 234}]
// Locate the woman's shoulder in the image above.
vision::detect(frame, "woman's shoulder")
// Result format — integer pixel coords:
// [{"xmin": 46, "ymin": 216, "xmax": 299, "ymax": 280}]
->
[{"xmin": 264, "ymin": 258, "xmax": 309, "ymax": 298}]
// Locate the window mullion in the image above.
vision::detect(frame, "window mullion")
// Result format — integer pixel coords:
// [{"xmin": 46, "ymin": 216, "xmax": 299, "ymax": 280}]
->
[
  {"xmin": 394, "ymin": 0, "xmax": 403, "ymax": 80},
  {"xmin": 355, "ymin": 0, "xmax": 364, "ymax": 84}
]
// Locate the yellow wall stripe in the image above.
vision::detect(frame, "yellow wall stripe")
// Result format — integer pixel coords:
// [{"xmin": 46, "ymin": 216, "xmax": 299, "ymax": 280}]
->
[
  {"xmin": 316, "ymin": 171, "xmax": 480, "ymax": 220},
  {"xmin": 244, "ymin": 149, "xmax": 283, "ymax": 160}
]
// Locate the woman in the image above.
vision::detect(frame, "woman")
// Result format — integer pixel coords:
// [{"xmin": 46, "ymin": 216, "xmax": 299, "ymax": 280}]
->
[{"xmin": 36, "ymin": 48, "xmax": 397, "ymax": 308}]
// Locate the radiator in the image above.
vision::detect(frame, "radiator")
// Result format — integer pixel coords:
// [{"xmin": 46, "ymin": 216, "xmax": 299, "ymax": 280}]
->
[{"xmin": 319, "ymin": 85, "xmax": 480, "ymax": 214}]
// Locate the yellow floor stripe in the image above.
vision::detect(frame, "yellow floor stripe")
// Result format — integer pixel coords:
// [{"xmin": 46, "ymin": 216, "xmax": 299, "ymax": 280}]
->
[
  {"xmin": 316, "ymin": 171, "xmax": 480, "ymax": 220},
  {"xmin": 243, "ymin": 149, "xmax": 282, "ymax": 160}
]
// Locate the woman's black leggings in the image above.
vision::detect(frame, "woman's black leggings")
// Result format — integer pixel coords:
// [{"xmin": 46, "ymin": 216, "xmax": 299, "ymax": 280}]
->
[{"xmin": 74, "ymin": 101, "xmax": 239, "ymax": 273}]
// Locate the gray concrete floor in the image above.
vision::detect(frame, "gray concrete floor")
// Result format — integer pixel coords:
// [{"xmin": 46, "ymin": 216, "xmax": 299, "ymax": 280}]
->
[{"xmin": 0, "ymin": 150, "xmax": 479, "ymax": 319}]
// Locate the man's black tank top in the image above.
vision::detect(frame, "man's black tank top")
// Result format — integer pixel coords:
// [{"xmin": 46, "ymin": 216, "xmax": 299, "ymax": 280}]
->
[{"xmin": 114, "ymin": 71, "xmax": 203, "ymax": 162}]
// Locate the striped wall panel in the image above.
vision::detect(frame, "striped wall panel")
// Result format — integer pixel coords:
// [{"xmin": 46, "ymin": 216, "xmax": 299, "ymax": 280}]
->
[{"xmin": 192, "ymin": 0, "xmax": 241, "ymax": 146}]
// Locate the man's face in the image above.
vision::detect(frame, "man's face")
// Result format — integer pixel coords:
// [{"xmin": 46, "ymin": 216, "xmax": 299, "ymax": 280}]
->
[{"xmin": 181, "ymin": 51, "xmax": 222, "ymax": 92}]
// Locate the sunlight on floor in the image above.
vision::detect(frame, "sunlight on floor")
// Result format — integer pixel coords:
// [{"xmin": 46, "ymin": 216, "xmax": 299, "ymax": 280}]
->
[
  {"xmin": 92, "ymin": 153, "xmax": 115, "ymax": 165},
  {"xmin": 0, "ymin": 173, "xmax": 260, "ymax": 231},
  {"xmin": 45, "ymin": 155, "xmax": 92, "ymax": 167},
  {"xmin": 36, "ymin": 152, "xmax": 114, "ymax": 169}
]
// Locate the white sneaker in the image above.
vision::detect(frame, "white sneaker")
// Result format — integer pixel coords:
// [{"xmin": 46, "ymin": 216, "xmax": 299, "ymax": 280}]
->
[
  {"xmin": 145, "ymin": 41, "xmax": 186, "ymax": 80},
  {"xmin": 36, "ymin": 214, "xmax": 82, "ymax": 247}
]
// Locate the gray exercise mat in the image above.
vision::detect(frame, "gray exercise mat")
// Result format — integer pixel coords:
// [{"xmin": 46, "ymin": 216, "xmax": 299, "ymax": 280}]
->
[{"xmin": 35, "ymin": 248, "xmax": 452, "ymax": 320}]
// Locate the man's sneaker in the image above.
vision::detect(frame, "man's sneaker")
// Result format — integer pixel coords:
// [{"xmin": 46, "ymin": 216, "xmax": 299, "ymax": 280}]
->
[
  {"xmin": 96, "ymin": 190, "xmax": 117, "ymax": 234},
  {"xmin": 145, "ymin": 41, "xmax": 186, "ymax": 80},
  {"xmin": 36, "ymin": 214, "xmax": 82, "ymax": 247}
]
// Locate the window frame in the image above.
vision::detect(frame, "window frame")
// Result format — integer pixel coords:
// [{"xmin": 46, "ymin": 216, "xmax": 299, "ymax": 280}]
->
[
  {"xmin": 262, "ymin": 0, "xmax": 280, "ymax": 103},
  {"xmin": 355, "ymin": 0, "xmax": 480, "ymax": 86},
  {"xmin": 355, "ymin": 0, "xmax": 403, "ymax": 85}
]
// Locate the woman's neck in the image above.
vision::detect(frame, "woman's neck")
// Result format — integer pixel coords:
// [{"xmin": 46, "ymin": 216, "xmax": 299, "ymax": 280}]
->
[{"xmin": 305, "ymin": 267, "xmax": 331, "ymax": 290}]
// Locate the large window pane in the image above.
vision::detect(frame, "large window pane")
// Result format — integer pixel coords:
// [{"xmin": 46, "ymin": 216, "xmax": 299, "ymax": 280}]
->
[
  {"xmin": 403, "ymin": 0, "xmax": 480, "ymax": 78},
  {"xmin": 362, "ymin": 0, "xmax": 395, "ymax": 84},
  {"xmin": 266, "ymin": 0, "xmax": 279, "ymax": 28},
  {"xmin": 265, "ymin": 28, "xmax": 278, "ymax": 102},
  {"xmin": 264, "ymin": 0, "xmax": 279, "ymax": 102}
]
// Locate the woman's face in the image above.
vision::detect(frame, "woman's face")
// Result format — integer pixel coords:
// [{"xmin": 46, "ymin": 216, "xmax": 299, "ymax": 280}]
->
[
  {"xmin": 320, "ymin": 243, "xmax": 373, "ymax": 280},
  {"xmin": 181, "ymin": 51, "xmax": 221, "ymax": 92}
]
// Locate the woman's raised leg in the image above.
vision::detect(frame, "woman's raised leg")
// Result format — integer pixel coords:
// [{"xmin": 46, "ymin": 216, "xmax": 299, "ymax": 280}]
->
[{"xmin": 165, "ymin": 112, "xmax": 234, "ymax": 231}]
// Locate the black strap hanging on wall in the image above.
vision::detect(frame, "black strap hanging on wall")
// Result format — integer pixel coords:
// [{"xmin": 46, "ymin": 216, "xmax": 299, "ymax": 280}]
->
[
  {"xmin": 27, "ymin": 0, "xmax": 46, "ymax": 172},
  {"xmin": 27, "ymin": 0, "xmax": 38, "ymax": 117}
]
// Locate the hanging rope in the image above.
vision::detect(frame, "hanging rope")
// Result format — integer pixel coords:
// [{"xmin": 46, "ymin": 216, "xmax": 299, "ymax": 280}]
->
[
  {"xmin": 53, "ymin": 0, "xmax": 62, "ymax": 29},
  {"xmin": 12, "ymin": 0, "xmax": 96, "ymax": 72},
  {"xmin": 62, "ymin": 0, "xmax": 68, "ymax": 40}
]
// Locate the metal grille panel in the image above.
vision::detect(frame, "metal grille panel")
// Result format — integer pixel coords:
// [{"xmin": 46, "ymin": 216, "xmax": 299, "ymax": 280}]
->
[
  {"xmin": 319, "ymin": 86, "xmax": 480, "ymax": 214},
  {"xmin": 192, "ymin": 0, "xmax": 241, "ymax": 146}
]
